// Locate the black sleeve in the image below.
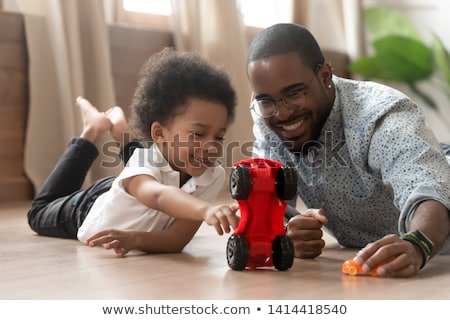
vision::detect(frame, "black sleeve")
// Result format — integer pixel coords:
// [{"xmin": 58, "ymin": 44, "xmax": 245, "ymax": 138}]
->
[
  {"xmin": 284, "ymin": 204, "xmax": 300, "ymax": 224},
  {"xmin": 119, "ymin": 140, "xmax": 144, "ymax": 164}
]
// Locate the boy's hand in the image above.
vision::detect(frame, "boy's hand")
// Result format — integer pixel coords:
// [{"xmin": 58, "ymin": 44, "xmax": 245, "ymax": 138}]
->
[
  {"xmin": 204, "ymin": 203, "xmax": 240, "ymax": 235},
  {"xmin": 85, "ymin": 229, "xmax": 136, "ymax": 257},
  {"xmin": 286, "ymin": 208, "xmax": 327, "ymax": 258}
]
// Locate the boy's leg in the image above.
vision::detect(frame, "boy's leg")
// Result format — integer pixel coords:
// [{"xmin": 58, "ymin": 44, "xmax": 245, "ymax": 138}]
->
[
  {"xmin": 27, "ymin": 97, "xmax": 112, "ymax": 239},
  {"xmin": 107, "ymin": 106, "xmax": 144, "ymax": 163},
  {"xmin": 28, "ymin": 138, "xmax": 102, "ymax": 238}
]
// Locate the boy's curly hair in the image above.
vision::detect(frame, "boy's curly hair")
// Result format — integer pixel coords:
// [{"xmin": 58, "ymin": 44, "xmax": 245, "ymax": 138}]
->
[{"xmin": 129, "ymin": 47, "xmax": 236, "ymax": 142}]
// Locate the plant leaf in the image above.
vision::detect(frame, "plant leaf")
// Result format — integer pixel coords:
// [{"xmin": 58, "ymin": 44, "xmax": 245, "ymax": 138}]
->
[
  {"xmin": 349, "ymin": 56, "xmax": 392, "ymax": 80},
  {"xmin": 364, "ymin": 7, "xmax": 422, "ymax": 41},
  {"xmin": 431, "ymin": 33, "xmax": 450, "ymax": 97},
  {"xmin": 372, "ymin": 36, "xmax": 434, "ymax": 82},
  {"xmin": 352, "ymin": 6, "xmax": 447, "ymax": 111},
  {"xmin": 350, "ymin": 36, "xmax": 434, "ymax": 83},
  {"xmin": 408, "ymin": 83, "xmax": 437, "ymax": 110}
]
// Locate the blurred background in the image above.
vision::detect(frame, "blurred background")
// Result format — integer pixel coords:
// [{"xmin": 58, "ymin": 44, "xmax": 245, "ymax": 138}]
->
[{"xmin": 1, "ymin": 0, "xmax": 449, "ymax": 203}]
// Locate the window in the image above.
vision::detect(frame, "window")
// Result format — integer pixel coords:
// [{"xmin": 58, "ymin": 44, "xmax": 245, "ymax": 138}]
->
[
  {"xmin": 122, "ymin": 0, "xmax": 171, "ymax": 16},
  {"xmin": 238, "ymin": 0, "xmax": 292, "ymax": 28},
  {"xmin": 117, "ymin": 0, "xmax": 293, "ymax": 29},
  {"xmin": 116, "ymin": 0, "xmax": 171, "ymax": 29}
]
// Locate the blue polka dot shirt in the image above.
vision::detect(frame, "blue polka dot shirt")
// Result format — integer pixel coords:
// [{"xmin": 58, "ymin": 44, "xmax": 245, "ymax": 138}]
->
[{"xmin": 252, "ymin": 76, "xmax": 450, "ymax": 252}]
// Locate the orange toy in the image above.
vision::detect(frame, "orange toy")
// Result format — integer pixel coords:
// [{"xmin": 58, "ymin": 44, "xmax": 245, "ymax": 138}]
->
[{"xmin": 342, "ymin": 258, "xmax": 379, "ymax": 276}]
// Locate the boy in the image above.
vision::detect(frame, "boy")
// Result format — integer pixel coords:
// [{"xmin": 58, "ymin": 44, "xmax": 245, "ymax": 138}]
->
[{"xmin": 28, "ymin": 48, "xmax": 240, "ymax": 257}]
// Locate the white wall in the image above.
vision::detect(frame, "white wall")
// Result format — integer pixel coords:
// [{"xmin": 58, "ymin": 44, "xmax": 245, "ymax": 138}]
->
[{"xmin": 3, "ymin": 0, "xmax": 19, "ymax": 11}]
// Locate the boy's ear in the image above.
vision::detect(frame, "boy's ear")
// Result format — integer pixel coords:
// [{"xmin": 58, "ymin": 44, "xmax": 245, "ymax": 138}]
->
[{"xmin": 150, "ymin": 122, "xmax": 165, "ymax": 141}]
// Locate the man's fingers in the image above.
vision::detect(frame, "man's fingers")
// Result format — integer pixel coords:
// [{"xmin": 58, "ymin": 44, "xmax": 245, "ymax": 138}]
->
[{"xmin": 301, "ymin": 208, "xmax": 328, "ymax": 224}]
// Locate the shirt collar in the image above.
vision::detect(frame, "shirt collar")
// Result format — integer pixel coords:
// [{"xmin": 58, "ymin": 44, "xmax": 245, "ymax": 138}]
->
[
  {"xmin": 150, "ymin": 143, "xmax": 220, "ymax": 192},
  {"xmin": 316, "ymin": 76, "xmax": 344, "ymax": 146},
  {"xmin": 150, "ymin": 143, "xmax": 173, "ymax": 173}
]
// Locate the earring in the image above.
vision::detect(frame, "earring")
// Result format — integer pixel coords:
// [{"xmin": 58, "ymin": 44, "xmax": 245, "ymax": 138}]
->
[{"xmin": 328, "ymin": 84, "xmax": 332, "ymax": 89}]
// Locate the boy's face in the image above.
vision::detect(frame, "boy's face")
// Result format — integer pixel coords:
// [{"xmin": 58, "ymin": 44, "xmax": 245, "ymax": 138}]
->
[{"xmin": 156, "ymin": 98, "xmax": 228, "ymax": 181}]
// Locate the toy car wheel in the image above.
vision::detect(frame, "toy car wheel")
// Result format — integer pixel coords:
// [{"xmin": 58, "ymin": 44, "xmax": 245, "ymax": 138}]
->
[
  {"xmin": 347, "ymin": 266, "xmax": 358, "ymax": 276},
  {"xmin": 272, "ymin": 235, "xmax": 294, "ymax": 271},
  {"xmin": 230, "ymin": 165, "xmax": 251, "ymax": 200},
  {"xmin": 275, "ymin": 166, "xmax": 298, "ymax": 200},
  {"xmin": 226, "ymin": 235, "xmax": 249, "ymax": 271}
]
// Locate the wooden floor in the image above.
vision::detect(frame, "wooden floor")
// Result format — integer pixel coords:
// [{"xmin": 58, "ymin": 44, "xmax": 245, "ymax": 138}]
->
[{"xmin": 1, "ymin": 198, "xmax": 450, "ymax": 300}]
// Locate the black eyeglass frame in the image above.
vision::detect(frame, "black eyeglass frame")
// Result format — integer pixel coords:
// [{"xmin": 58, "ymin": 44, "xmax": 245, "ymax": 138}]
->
[{"xmin": 250, "ymin": 64, "xmax": 322, "ymax": 119}]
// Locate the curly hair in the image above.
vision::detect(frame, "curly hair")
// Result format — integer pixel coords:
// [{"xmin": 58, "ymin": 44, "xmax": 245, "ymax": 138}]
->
[{"xmin": 129, "ymin": 47, "xmax": 236, "ymax": 142}]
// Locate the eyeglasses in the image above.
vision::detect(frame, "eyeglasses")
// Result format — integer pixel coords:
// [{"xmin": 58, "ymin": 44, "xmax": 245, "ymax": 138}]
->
[{"xmin": 250, "ymin": 64, "xmax": 321, "ymax": 119}]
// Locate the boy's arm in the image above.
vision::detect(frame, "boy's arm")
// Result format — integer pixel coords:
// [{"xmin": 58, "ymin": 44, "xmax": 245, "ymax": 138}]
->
[
  {"xmin": 85, "ymin": 218, "xmax": 202, "ymax": 256},
  {"xmin": 134, "ymin": 219, "xmax": 202, "ymax": 253},
  {"xmin": 124, "ymin": 174, "xmax": 210, "ymax": 221},
  {"xmin": 123, "ymin": 174, "xmax": 239, "ymax": 234}
]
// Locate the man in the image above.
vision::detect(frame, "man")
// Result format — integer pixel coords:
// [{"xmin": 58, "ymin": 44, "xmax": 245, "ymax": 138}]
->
[{"xmin": 246, "ymin": 23, "xmax": 450, "ymax": 277}]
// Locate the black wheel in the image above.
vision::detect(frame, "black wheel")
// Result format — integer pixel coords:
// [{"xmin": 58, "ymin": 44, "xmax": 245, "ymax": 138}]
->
[
  {"xmin": 226, "ymin": 235, "xmax": 249, "ymax": 271},
  {"xmin": 272, "ymin": 235, "xmax": 294, "ymax": 271},
  {"xmin": 275, "ymin": 166, "xmax": 298, "ymax": 200},
  {"xmin": 230, "ymin": 165, "xmax": 251, "ymax": 200}
]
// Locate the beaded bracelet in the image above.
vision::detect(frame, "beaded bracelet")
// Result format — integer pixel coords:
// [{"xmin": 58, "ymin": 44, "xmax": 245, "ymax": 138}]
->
[{"xmin": 401, "ymin": 230, "xmax": 434, "ymax": 269}]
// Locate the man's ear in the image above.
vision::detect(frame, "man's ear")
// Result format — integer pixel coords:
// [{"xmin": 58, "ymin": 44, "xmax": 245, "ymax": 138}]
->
[
  {"xmin": 150, "ymin": 121, "xmax": 165, "ymax": 141},
  {"xmin": 317, "ymin": 62, "xmax": 333, "ymax": 88}
]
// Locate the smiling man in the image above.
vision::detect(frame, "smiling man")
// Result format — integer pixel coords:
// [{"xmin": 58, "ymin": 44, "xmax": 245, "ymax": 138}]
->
[{"xmin": 246, "ymin": 23, "xmax": 450, "ymax": 277}]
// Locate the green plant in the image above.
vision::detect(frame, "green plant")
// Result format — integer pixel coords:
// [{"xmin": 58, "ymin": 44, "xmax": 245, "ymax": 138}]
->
[{"xmin": 350, "ymin": 6, "xmax": 450, "ymax": 111}]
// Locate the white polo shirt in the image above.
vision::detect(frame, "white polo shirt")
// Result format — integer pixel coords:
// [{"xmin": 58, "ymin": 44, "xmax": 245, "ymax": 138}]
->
[{"xmin": 77, "ymin": 144, "xmax": 225, "ymax": 242}]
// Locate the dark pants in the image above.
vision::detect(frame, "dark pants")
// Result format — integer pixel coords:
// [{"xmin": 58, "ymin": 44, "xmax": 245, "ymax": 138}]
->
[{"xmin": 27, "ymin": 138, "xmax": 140, "ymax": 239}]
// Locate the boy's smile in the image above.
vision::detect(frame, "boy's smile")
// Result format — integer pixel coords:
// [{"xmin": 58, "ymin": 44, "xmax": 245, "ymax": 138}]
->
[{"xmin": 154, "ymin": 98, "xmax": 228, "ymax": 184}]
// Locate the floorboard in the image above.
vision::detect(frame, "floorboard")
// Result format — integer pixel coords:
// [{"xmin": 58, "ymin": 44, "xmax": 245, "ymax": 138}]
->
[{"xmin": 1, "ymin": 200, "xmax": 449, "ymax": 300}]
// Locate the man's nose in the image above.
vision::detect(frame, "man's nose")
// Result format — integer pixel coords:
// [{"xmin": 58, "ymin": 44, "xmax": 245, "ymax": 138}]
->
[{"xmin": 274, "ymin": 99, "xmax": 293, "ymax": 120}]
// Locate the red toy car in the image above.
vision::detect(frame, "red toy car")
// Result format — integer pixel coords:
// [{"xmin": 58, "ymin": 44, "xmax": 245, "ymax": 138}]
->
[{"xmin": 226, "ymin": 158, "xmax": 297, "ymax": 271}]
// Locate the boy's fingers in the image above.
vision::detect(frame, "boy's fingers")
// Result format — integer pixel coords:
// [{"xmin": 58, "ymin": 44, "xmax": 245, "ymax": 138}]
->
[
  {"xmin": 230, "ymin": 203, "xmax": 240, "ymax": 211},
  {"xmin": 214, "ymin": 223, "xmax": 224, "ymax": 236},
  {"xmin": 219, "ymin": 217, "xmax": 231, "ymax": 233}
]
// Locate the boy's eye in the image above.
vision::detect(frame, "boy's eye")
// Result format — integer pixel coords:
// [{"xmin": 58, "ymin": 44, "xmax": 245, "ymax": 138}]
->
[
  {"xmin": 190, "ymin": 132, "xmax": 225, "ymax": 142},
  {"xmin": 191, "ymin": 132, "xmax": 204, "ymax": 137}
]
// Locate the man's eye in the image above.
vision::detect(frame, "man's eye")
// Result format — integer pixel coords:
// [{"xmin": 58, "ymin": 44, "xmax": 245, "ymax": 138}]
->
[
  {"xmin": 286, "ymin": 89, "xmax": 304, "ymax": 98},
  {"xmin": 258, "ymin": 99, "xmax": 273, "ymax": 107}
]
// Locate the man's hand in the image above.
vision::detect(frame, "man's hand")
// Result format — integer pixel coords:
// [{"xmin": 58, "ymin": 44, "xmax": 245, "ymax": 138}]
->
[
  {"xmin": 353, "ymin": 234, "xmax": 423, "ymax": 277},
  {"xmin": 286, "ymin": 208, "xmax": 327, "ymax": 258}
]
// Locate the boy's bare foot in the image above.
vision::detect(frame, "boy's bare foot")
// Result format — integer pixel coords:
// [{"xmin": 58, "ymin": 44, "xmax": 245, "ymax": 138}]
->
[
  {"xmin": 106, "ymin": 106, "xmax": 133, "ymax": 148},
  {"xmin": 77, "ymin": 96, "xmax": 112, "ymax": 144}
]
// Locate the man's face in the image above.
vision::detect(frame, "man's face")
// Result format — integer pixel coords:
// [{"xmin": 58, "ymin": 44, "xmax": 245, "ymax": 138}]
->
[{"xmin": 248, "ymin": 51, "xmax": 333, "ymax": 152}]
